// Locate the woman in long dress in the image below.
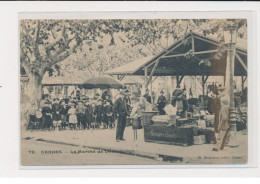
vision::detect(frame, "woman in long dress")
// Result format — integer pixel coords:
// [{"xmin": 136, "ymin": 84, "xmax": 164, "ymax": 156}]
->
[{"xmin": 68, "ymin": 103, "xmax": 77, "ymax": 130}]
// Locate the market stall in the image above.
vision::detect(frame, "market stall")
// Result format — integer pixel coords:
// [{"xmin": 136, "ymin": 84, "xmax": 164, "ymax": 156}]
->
[{"xmin": 108, "ymin": 31, "xmax": 247, "ymax": 146}]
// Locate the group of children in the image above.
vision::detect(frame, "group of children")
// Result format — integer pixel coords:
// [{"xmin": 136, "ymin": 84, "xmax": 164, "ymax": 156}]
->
[{"xmin": 27, "ymin": 94, "xmax": 115, "ymax": 131}]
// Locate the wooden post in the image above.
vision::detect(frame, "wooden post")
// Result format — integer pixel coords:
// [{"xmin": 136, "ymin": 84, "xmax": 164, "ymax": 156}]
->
[
  {"xmin": 202, "ymin": 75, "xmax": 205, "ymax": 96},
  {"xmin": 144, "ymin": 67, "xmax": 148, "ymax": 90},
  {"xmin": 241, "ymin": 76, "xmax": 247, "ymax": 90},
  {"xmin": 150, "ymin": 77, "xmax": 153, "ymax": 103},
  {"xmin": 176, "ymin": 75, "xmax": 180, "ymax": 88},
  {"xmin": 202, "ymin": 75, "xmax": 209, "ymax": 96},
  {"xmin": 191, "ymin": 34, "xmax": 195, "ymax": 52},
  {"xmin": 147, "ymin": 59, "xmax": 159, "ymax": 85},
  {"xmin": 176, "ymin": 75, "xmax": 185, "ymax": 89},
  {"xmin": 241, "ymin": 76, "xmax": 244, "ymax": 90}
]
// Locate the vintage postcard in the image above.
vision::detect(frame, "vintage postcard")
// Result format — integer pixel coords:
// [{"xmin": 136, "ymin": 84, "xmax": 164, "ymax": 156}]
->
[{"xmin": 20, "ymin": 18, "xmax": 248, "ymax": 166}]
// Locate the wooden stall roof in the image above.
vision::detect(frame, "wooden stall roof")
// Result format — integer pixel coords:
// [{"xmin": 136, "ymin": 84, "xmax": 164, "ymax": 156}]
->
[
  {"xmin": 105, "ymin": 56, "xmax": 154, "ymax": 75},
  {"xmin": 107, "ymin": 31, "xmax": 247, "ymax": 77}
]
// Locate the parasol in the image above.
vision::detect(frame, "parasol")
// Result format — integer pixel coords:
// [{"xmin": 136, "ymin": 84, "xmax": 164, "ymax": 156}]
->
[{"xmin": 81, "ymin": 75, "xmax": 125, "ymax": 89}]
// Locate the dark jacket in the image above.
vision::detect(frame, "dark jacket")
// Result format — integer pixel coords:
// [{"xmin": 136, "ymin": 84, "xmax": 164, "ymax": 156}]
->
[
  {"xmin": 42, "ymin": 106, "xmax": 52, "ymax": 117},
  {"xmin": 52, "ymin": 103, "xmax": 61, "ymax": 121},
  {"xmin": 85, "ymin": 105, "xmax": 94, "ymax": 123},
  {"xmin": 143, "ymin": 93, "xmax": 152, "ymax": 103},
  {"xmin": 60, "ymin": 105, "xmax": 68, "ymax": 115},
  {"xmin": 113, "ymin": 97, "xmax": 128, "ymax": 116},
  {"xmin": 94, "ymin": 105, "xmax": 103, "ymax": 117},
  {"xmin": 157, "ymin": 95, "xmax": 166, "ymax": 109},
  {"xmin": 85, "ymin": 105, "xmax": 94, "ymax": 116},
  {"xmin": 104, "ymin": 105, "xmax": 113, "ymax": 116},
  {"xmin": 171, "ymin": 97, "xmax": 188, "ymax": 112}
]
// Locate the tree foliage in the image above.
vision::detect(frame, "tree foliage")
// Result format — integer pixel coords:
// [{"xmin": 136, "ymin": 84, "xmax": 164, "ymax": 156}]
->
[{"xmin": 21, "ymin": 19, "xmax": 247, "ymax": 78}]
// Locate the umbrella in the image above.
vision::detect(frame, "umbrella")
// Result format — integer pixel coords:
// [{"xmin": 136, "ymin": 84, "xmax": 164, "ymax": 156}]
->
[{"xmin": 81, "ymin": 75, "xmax": 125, "ymax": 89}]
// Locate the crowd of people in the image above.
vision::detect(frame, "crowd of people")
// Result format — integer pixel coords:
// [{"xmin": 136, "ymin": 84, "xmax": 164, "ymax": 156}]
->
[
  {"xmin": 27, "ymin": 89, "xmax": 132, "ymax": 132},
  {"xmin": 26, "ymin": 83, "xmax": 245, "ymax": 148}
]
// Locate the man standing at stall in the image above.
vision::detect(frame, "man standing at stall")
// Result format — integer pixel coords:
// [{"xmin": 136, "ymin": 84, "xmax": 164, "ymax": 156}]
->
[
  {"xmin": 210, "ymin": 86, "xmax": 230, "ymax": 151},
  {"xmin": 113, "ymin": 91, "xmax": 128, "ymax": 141},
  {"xmin": 171, "ymin": 88, "xmax": 188, "ymax": 118},
  {"xmin": 124, "ymin": 89, "xmax": 131, "ymax": 105},
  {"xmin": 143, "ymin": 89, "xmax": 152, "ymax": 103},
  {"xmin": 157, "ymin": 90, "xmax": 166, "ymax": 115}
]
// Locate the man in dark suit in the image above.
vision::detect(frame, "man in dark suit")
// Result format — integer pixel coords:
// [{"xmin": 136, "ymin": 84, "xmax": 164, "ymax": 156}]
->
[
  {"xmin": 113, "ymin": 91, "xmax": 128, "ymax": 141},
  {"xmin": 143, "ymin": 89, "xmax": 152, "ymax": 103},
  {"xmin": 157, "ymin": 90, "xmax": 166, "ymax": 115},
  {"xmin": 124, "ymin": 89, "xmax": 131, "ymax": 105}
]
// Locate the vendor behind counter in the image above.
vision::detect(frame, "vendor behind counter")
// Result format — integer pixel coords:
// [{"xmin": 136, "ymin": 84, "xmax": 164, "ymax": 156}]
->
[{"xmin": 171, "ymin": 88, "xmax": 188, "ymax": 118}]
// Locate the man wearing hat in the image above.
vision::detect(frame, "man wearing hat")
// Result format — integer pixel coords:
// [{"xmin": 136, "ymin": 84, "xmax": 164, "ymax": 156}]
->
[
  {"xmin": 157, "ymin": 90, "xmax": 166, "ymax": 115},
  {"xmin": 171, "ymin": 88, "xmax": 188, "ymax": 118},
  {"xmin": 113, "ymin": 91, "xmax": 128, "ymax": 141},
  {"xmin": 143, "ymin": 89, "xmax": 152, "ymax": 103},
  {"xmin": 212, "ymin": 90, "xmax": 230, "ymax": 151},
  {"xmin": 209, "ymin": 84, "xmax": 227, "ymax": 134},
  {"xmin": 124, "ymin": 89, "xmax": 131, "ymax": 105},
  {"xmin": 76, "ymin": 90, "xmax": 81, "ymax": 101},
  {"xmin": 124, "ymin": 89, "xmax": 132, "ymax": 116}
]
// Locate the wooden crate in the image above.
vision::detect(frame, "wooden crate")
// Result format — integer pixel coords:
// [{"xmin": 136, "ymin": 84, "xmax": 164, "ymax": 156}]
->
[
  {"xmin": 144, "ymin": 124, "xmax": 194, "ymax": 146},
  {"xmin": 141, "ymin": 111, "xmax": 159, "ymax": 125}
]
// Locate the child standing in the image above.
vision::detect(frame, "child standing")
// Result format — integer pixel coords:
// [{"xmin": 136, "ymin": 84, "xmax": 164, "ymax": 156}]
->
[
  {"xmin": 91, "ymin": 102, "xmax": 96, "ymax": 129},
  {"xmin": 76, "ymin": 100, "xmax": 85, "ymax": 129},
  {"xmin": 42, "ymin": 102, "xmax": 52, "ymax": 131},
  {"xmin": 60, "ymin": 100, "xmax": 68, "ymax": 129},
  {"xmin": 94, "ymin": 99, "xmax": 103, "ymax": 128},
  {"xmin": 27, "ymin": 101, "xmax": 40, "ymax": 130},
  {"xmin": 104, "ymin": 101, "xmax": 113, "ymax": 129},
  {"xmin": 84, "ymin": 100, "xmax": 94, "ymax": 129},
  {"xmin": 68, "ymin": 103, "xmax": 77, "ymax": 130},
  {"xmin": 52, "ymin": 98, "xmax": 62, "ymax": 131}
]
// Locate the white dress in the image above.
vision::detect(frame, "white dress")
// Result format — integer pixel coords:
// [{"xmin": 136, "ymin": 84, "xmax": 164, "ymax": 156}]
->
[{"xmin": 68, "ymin": 108, "xmax": 77, "ymax": 124}]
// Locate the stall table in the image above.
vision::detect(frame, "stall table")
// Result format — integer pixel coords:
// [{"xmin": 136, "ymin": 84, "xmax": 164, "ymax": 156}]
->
[
  {"xmin": 144, "ymin": 124, "xmax": 196, "ymax": 146},
  {"xmin": 144, "ymin": 116, "xmax": 216, "ymax": 146}
]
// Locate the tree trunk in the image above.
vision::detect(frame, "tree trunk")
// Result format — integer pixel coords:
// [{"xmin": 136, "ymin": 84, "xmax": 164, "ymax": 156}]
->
[{"xmin": 28, "ymin": 74, "xmax": 43, "ymax": 107}]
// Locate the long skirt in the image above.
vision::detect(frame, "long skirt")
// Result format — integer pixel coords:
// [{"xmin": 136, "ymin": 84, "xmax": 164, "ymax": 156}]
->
[
  {"xmin": 69, "ymin": 115, "xmax": 77, "ymax": 124},
  {"xmin": 43, "ymin": 116, "xmax": 52, "ymax": 129}
]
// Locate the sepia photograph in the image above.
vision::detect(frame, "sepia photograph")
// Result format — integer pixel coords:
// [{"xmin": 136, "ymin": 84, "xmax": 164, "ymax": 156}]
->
[{"xmin": 20, "ymin": 18, "xmax": 248, "ymax": 166}]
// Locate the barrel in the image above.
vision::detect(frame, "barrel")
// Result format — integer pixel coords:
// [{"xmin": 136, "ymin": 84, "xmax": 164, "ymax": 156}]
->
[{"xmin": 141, "ymin": 111, "xmax": 159, "ymax": 125}]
